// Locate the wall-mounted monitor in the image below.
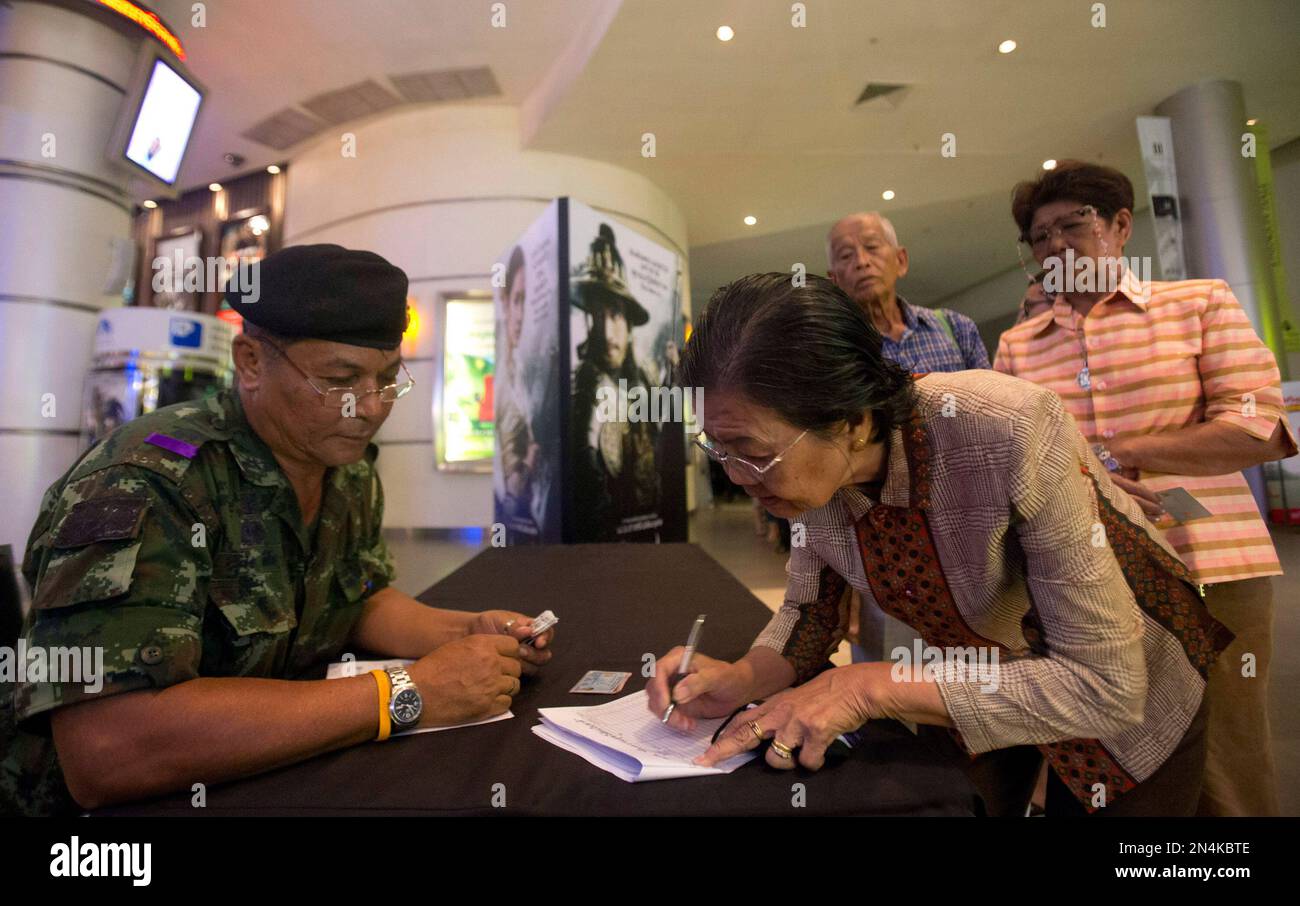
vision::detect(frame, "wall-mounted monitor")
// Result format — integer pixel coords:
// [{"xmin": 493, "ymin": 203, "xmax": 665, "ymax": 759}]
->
[{"xmin": 108, "ymin": 46, "xmax": 205, "ymax": 192}]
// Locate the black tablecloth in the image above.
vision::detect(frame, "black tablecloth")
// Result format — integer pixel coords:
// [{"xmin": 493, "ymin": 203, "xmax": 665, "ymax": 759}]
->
[{"xmin": 102, "ymin": 544, "xmax": 978, "ymax": 816}]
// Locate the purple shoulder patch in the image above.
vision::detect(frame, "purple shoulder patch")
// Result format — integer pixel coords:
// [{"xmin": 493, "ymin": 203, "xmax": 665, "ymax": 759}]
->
[{"xmin": 145, "ymin": 432, "xmax": 200, "ymax": 459}]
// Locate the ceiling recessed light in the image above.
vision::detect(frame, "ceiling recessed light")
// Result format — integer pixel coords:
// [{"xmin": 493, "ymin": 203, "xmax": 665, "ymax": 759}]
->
[
  {"xmin": 208, "ymin": 182, "xmax": 222, "ymax": 192},
  {"xmin": 881, "ymin": 190, "xmax": 895, "ymax": 201},
  {"xmin": 717, "ymin": 25, "xmax": 734, "ymax": 42},
  {"xmin": 142, "ymin": 199, "xmax": 157, "ymax": 209},
  {"xmin": 743, "ymin": 215, "xmax": 757, "ymax": 226},
  {"xmin": 998, "ymin": 39, "xmax": 1017, "ymax": 54},
  {"xmin": 267, "ymin": 164, "xmax": 281, "ymax": 174},
  {"xmin": 1042, "ymin": 159, "xmax": 1057, "ymax": 170}
]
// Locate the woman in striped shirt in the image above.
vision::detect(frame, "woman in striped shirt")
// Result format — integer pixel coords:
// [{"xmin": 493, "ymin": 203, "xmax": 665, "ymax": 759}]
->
[{"xmin": 994, "ymin": 160, "xmax": 1297, "ymax": 815}]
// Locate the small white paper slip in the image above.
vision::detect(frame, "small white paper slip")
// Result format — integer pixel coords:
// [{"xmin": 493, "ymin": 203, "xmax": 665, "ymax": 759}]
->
[
  {"xmin": 533, "ymin": 689, "xmax": 755, "ymax": 782},
  {"xmin": 528, "ymin": 610, "xmax": 559, "ymax": 639},
  {"xmin": 325, "ymin": 657, "xmax": 513, "ymax": 736}
]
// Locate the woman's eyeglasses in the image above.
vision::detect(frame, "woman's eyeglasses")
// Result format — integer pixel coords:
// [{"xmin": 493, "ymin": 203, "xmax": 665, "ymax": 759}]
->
[
  {"xmin": 1016, "ymin": 205, "xmax": 1101, "ymax": 281},
  {"xmin": 692, "ymin": 429, "xmax": 808, "ymax": 482}
]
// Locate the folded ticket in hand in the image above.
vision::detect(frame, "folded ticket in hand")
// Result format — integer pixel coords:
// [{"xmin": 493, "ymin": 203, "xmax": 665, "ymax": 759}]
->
[{"xmin": 532, "ymin": 690, "xmax": 756, "ymax": 782}]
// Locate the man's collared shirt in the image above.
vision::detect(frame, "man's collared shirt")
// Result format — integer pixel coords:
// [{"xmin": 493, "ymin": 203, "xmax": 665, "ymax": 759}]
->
[
  {"xmin": 3, "ymin": 389, "xmax": 394, "ymax": 814},
  {"xmin": 880, "ymin": 297, "xmax": 990, "ymax": 372},
  {"xmin": 994, "ymin": 270, "xmax": 1297, "ymax": 585}
]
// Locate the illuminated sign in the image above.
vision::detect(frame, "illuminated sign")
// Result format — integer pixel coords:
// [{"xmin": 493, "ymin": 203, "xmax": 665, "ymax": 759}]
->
[
  {"xmin": 438, "ymin": 298, "xmax": 494, "ymax": 468},
  {"xmin": 96, "ymin": 0, "xmax": 187, "ymax": 60}
]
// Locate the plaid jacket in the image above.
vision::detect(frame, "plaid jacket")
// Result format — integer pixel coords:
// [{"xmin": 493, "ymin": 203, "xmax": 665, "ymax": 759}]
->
[{"xmin": 754, "ymin": 370, "xmax": 1225, "ymax": 783}]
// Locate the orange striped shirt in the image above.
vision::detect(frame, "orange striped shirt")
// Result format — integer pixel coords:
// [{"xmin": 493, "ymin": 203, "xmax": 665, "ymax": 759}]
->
[{"xmin": 994, "ymin": 269, "xmax": 1297, "ymax": 585}]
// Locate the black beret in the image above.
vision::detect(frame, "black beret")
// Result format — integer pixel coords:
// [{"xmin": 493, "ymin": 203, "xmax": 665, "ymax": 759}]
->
[{"xmin": 226, "ymin": 244, "xmax": 409, "ymax": 349}]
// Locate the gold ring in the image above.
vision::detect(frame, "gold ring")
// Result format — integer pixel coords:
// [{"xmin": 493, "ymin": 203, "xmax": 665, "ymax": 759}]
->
[
  {"xmin": 770, "ymin": 740, "xmax": 794, "ymax": 759},
  {"xmin": 747, "ymin": 720, "xmax": 764, "ymax": 742},
  {"xmin": 503, "ymin": 619, "xmax": 517, "ymax": 633}
]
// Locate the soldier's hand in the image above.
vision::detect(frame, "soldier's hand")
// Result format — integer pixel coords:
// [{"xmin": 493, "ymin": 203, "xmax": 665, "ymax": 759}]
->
[
  {"xmin": 471, "ymin": 609, "xmax": 554, "ymax": 675},
  {"xmin": 408, "ymin": 635, "xmax": 522, "ymax": 726}
]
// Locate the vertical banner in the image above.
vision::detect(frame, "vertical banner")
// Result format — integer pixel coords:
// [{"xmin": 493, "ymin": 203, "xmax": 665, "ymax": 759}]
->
[
  {"xmin": 1135, "ymin": 116, "xmax": 1187, "ymax": 281},
  {"xmin": 493, "ymin": 201, "xmax": 563, "ymax": 543},
  {"xmin": 1265, "ymin": 381, "xmax": 1300, "ymax": 526},
  {"xmin": 1247, "ymin": 121, "xmax": 1300, "ymax": 358},
  {"xmin": 565, "ymin": 200, "xmax": 687, "ymax": 543}
]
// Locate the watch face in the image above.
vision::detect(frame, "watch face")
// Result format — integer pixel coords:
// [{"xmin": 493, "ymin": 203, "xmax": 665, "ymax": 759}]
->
[{"xmin": 392, "ymin": 689, "xmax": 422, "ymax": 725}]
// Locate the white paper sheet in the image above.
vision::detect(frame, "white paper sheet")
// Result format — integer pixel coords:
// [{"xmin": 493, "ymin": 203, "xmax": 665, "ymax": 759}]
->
[{"xmin": 534, "ymin": 690, "xmax": 754, "ymax": 781}]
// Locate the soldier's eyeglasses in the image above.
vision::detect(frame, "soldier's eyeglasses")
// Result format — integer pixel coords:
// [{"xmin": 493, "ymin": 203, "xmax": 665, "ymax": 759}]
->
[
  {"xmin": 692, "ymin": 429, "xmax": 808, "ymax": 483},
  {"xmin": 253, "ymin": 336, "xmax": 415, "ymax": 406}
]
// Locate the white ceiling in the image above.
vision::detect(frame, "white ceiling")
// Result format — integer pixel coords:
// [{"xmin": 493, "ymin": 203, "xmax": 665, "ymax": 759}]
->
[
  {"xmin": 150, "ymin": 0, "xmax": 1300, "ymax": 315},
  {"xmin": 151, "ymin": 0, "xmax": 608, "ymax": 186}
]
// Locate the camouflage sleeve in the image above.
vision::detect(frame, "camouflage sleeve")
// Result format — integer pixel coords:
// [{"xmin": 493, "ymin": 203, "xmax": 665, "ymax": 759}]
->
[
  {"xmin": 14, "ymin": 466, "xmax": 210, "ymax": 727},
  {"xmin": 357, "ymin": 465, "xmax": 395, "ymax": 597}
]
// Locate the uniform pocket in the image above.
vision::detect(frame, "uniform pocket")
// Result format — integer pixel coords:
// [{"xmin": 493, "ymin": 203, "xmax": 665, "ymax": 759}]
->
[
  {"xmin": 34, "ymin": 538, "xmax": 143, "ymax": 609},
  {"xmin": 209, "ymin": 550, "xmax": 298, "ymax": 639},
  {"xmin": 333, "ymin": 559, "xmax": 368, "ymax": 604},
  {"xmin": 211, "ymin": 586, "xmax": 298, "ymax": 637},
  {"xmin": 34, "ymin": 495, "xmax": 151, "ymax": 610}
]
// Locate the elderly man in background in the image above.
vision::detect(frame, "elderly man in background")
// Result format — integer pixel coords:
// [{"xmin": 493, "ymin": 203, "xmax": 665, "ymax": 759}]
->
[
  {"xmin": 827, "ymin": 212, "xmax": 990, "ymax": 373},
  {"xmin": 825, "ymin": 211, "xmax": 991, "ymax": 663},
  {"xmin": 995, "ymin": 160, "xmax": 1297, "ymax": 816}
]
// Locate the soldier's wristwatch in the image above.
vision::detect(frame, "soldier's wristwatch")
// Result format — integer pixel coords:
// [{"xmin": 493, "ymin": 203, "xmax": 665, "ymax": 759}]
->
[{"xmin": 385, "ymin": 666, "xmax": 422, "ymax": 732}]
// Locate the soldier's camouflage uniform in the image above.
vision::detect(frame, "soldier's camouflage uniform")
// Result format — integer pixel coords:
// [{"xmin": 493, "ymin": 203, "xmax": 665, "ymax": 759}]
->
[{"xmin": 1, "ymin": 389, "xmax": 394, "ymax": 815}]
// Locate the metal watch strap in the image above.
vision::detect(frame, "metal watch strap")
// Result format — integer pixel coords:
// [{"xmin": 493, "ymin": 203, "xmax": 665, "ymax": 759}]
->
[{"xmin": 385, "ymin": 666, "xmax": 419, "ymax": 729}]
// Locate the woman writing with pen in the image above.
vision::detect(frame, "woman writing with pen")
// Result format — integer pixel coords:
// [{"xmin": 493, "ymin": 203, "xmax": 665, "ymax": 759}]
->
[{"xmin": 645, "ymin": 272, "xmax": 1229, "ymax": 816}]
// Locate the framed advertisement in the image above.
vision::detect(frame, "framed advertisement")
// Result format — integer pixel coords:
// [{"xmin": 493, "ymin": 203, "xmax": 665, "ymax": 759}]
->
[
  {"xmin": 149, "ymin": 226, "xmax": 202, "ymax": 311},
  {"xmin": 219, "ymin": 207, "xmax": 270, "ymax": 269},
  {"xmin": 434, "ymin": 292, "xmax": 495, "ymax": 473},
  {"xmin": 216, "ymin": 208, "xmax": 271, "ymax": 326}
]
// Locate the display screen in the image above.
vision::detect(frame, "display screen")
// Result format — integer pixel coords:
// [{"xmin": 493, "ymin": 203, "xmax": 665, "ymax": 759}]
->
[
  {"xmin": 439, "ymin": 298, "xmax": 495, "ymax": 466},
  {"xmin": 123, "ymin": 59, "xmax": 202, "ymax": 185}
]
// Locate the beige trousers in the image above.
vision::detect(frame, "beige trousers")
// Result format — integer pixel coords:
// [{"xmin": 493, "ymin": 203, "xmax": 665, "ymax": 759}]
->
[{"xmin": 1197, "ymin": 576, "xmax": 1280, "ymax": 817}]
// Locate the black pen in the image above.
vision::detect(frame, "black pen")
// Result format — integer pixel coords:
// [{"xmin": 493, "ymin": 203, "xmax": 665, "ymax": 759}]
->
[{"xmin": 661, "ymin": 614, "xmax": 706, "ymax": 723}]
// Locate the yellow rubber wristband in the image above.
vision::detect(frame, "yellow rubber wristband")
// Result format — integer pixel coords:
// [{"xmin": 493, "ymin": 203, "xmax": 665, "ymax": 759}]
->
[{"xmin": 371, "ymin": 669, "xmax": 392, "ymax": 742}]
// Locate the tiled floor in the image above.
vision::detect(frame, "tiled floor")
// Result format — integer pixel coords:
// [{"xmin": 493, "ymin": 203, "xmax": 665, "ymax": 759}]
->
[{"xmin": 384, "ymin": 504, "xmax": 1300, "ymax": 815}]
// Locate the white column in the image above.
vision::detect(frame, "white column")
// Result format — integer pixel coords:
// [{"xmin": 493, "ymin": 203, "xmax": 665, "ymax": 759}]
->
[
  {"xmin": 0, "ymin": 1, "xmax": 139, "ymax": 554},
  {"xmin": 1155, "ymin": 80, "xmax": 1282, "ymax": 511}
]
